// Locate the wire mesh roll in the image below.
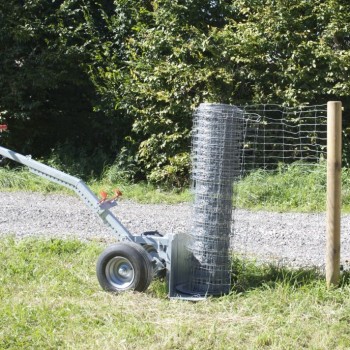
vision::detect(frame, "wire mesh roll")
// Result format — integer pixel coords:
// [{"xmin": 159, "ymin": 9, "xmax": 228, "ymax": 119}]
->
[{"xmin": 182, "ymin": 103, "xmax": 243, "ymax": 296}]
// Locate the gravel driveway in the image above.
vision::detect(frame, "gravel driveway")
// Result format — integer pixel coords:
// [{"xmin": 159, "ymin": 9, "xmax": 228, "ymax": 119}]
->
[{"xmin": 1, "ymin": 191, "xmax": 350, "ymax": 270}]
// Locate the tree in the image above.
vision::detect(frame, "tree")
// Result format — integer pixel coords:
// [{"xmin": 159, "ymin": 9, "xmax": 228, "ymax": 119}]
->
[
  {"xmin": 1, "ymin": 0, "xmax": 349, "ymax": 184},
  {"xmin": 0, "ymin": 0, "xmax": 126, "ymax": 177},
  {"xmin": 89, "ymin": 0, "xmax": 243, "ymax": 185}
]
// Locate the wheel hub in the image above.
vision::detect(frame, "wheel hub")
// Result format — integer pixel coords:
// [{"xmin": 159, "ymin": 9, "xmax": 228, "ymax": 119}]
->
[
  {"xmin": 118, "ymin": 264, "xmax": 132, "ymax": 278},
  {"xmin": 106, "ymin": 256, "xmax": 135, "ymax": 289}
]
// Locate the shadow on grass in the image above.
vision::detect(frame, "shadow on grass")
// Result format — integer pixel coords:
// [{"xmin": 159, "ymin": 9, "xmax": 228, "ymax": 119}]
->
[
  {"xmin": 152, "ymin": 258, "xmax": 350, "ymax": 298},
  {"xmin": 231, "ymin": 257, "xmax": 326, "ymax": 293},
  {"xmin": 340, "ymin": 271, "xmax": 350, "ymax": 286}
]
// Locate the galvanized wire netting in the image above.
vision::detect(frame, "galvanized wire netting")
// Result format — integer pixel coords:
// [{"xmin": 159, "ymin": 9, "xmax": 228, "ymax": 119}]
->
[
  {"xmin": 234, "ymin": 104, "xmax": 329, "ymax": 270},
  {"xmin": 240, "ymin": 104, "xmax": 327, "ymax": 173},
  {"xmin": 185, "ymin": 103, "xmax": 243, "ymax": 295},
  {"xmin": 182, "ymin": 103, "xmax": 329, "ymax": 296}
]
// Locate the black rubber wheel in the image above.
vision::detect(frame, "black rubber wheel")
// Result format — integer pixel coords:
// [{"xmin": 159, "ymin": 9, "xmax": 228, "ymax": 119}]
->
[{"xmin": 96, "ymin": 242, "xmax": 154, "ymax": 293}]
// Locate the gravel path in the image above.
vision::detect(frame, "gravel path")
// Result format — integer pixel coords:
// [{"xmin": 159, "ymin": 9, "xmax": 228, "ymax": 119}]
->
[{"xmin": 1, "ymin": 191, "xmax": 350, "ymax": 270}]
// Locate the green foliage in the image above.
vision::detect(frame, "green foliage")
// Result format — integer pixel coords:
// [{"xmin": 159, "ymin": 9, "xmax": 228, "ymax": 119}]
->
[
  {"xmin": 1, "ymin": 0, "xmax": 350, "ymax": 185},
  {"xmin": 147, "ymin": 152, "xmax": 191, "ymax": 188},
  {"xmin": 5, "ymin": 160, "xmax": 350, "ymax": 210},
  {"xmin": 0, "ymin": 0, "xmax": 130, "ymax": 177},
  {"xmin": 89, "ymin": 0, "xmax": 350, "ymax": 184},
  {"xmin": 4, "ymin": 161, "xmax": 350, "ymax": 209},
  {"xmin": 89, "ymin": 0, "xmax": 246, "ymax": 184},
  {"xmin": 225, "ymin": 0, "xmax": 350, "ymax": 105},
  {"xmin": 0, "ymin": 167, "xmax": 68, "ymax": 193},
  {"xmin": 46, "ymin": 143, "xmax": 111, "ymax": 180}
]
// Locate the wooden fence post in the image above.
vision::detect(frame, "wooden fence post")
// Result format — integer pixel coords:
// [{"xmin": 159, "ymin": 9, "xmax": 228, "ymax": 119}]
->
[{"xmin": 326, "ymin": 101, "xmax": 342, "ymax": 288}]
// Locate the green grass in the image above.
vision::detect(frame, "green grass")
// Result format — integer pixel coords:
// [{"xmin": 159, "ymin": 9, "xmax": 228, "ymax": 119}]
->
[
  {"xmin": 235, "ymin": 163, "xmax": 327, "ymax": 212},
  {"xmin": 2, "ymin": 162, "xmax": 350, "ymax": 210},
  {"xmin": 0, "ymin": 167, "xmax": 192, "ymax": 204},
  {"xmin": 236, "ymin": 162, "xmax": 350, "ymax": 212},
  {"xmin": 89, "ymin": 180, "xmax": 192, "ymax": 204},
  {"xmin": 0, "ymin": 167, "xmax": 66, "ymax": 193},
  {"xmin": 1, "ymin": 238, "xmax": 350, "ymax": 349}
]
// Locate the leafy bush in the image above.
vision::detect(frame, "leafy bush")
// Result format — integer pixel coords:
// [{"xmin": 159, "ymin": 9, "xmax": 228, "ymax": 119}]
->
[
  {"xmin": 1, "ymin": 0, "xmax": 350, "ymax": 185},
  {"xmin": 147, "ymin": 152, "xmax": 191, "ymax": 188}
]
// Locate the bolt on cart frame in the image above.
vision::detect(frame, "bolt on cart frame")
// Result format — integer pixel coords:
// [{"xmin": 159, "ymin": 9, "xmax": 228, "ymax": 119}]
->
[{"xmin": 0, "ymin": 138, "xmax": 194, "ymax": 298}]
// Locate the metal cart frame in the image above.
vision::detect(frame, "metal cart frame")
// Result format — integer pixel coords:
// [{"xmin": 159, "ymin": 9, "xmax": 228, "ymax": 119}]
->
[{"xmin": 0, "ymin": 144, "xmax": 194, "ymax": 298}]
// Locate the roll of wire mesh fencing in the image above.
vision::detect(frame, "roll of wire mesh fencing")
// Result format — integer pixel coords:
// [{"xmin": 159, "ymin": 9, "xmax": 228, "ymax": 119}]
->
[{"xmin": 181, "ymin": 103, "xmax": 243, "ymax": 296}]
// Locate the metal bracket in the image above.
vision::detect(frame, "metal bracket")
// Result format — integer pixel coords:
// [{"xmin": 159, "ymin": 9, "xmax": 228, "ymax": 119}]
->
[{"xmin": 167, "ymin": 233, "xmax": 205, "ymax": 300}]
